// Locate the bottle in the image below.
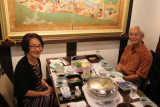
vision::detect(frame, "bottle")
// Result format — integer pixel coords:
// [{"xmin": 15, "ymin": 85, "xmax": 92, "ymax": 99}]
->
[{"xmin": 75, "ymin": 86, "xmax": 81, "ymax": 97}]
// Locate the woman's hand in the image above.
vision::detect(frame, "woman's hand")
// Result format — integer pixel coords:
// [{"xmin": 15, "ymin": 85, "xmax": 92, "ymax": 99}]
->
[
  {"xmin": 42, "ymin": 90, "xmax": 51, "ymax": 96},
  {"xmin": 47, "ymin": 85, "xmax": 53, "ymax": 94},
  {"xmin": 42, "ymin": 86, "xmax": 53, "ymax": 96}
]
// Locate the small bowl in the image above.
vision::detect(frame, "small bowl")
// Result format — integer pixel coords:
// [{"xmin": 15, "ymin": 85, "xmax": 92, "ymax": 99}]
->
[
  {"xmin": 66, "ymin": 66, "xmax": 75, "ymax": 74},
  {"xmin": 140, "ymin": 97, "xmax": 157, "ymax": 107},
  {"xmin": 58, "ymin": 74, "xmax": 66, "ymax": 79},
  {"xmin": 105, "ymin": 64, "xmax": 114, "ymax": 71},
  {"xmin": 143, "ymin": 102, "xmax": 154, "ymax": 107},
  {"xmin": 55, "ymin": 67, "xmax": 64, "ymax": 73}
]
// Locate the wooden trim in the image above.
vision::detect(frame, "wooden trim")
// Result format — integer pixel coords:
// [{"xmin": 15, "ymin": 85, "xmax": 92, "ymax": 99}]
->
[
  {"xmin": 0, "ymin": 25, "xmax": 2, "ymax": 40},
  {"xmin": 1, "ymin": 35, "xmax": 128, "ymax": 46},
  {"xmin": 118, "ymin": 0, "xmax": 133, "ymax": 63},
  {"xmin": 0, "ymin": 46, "xmax": 14, "ymax": 83},
  {"xmin": 67, "ymin": 42, "xmax": 77, "ymax": 57}
]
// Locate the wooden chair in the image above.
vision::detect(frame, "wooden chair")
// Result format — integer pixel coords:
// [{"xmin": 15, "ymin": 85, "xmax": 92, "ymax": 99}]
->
[
  {"xmin": 144, "ymin": 51, "xmax": 160, "ymax": 106},
  {"xmin": 0, "ymin": 72, "xmax": 17, "ymax": 107}
]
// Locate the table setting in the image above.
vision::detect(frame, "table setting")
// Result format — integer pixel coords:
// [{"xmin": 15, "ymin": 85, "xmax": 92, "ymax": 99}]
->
[{"xmin": 47, "ymin": 55, "xmax": 158, "ymax": 107}]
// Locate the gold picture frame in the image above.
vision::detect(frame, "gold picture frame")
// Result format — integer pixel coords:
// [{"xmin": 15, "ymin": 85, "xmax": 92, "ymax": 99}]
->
[{"xmin": 0, "ymin": 0, "xmax": 130, "ymax": 40}]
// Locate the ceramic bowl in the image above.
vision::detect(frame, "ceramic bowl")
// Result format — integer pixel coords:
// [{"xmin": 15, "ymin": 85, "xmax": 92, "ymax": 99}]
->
[
  {"xmin": 140, "ymin": 97, "xmax": 157, "ymax": 107},
  {"xmin": 105, "ymin": 64, "xmax": 114, "ymax": 71},
  {"xmin": 66, "ymin": 66, "xmax": 75, "ymax": 74}
]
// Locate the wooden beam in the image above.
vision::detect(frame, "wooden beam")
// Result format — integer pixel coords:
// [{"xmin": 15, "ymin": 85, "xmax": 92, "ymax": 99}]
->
[
  {"xmin": 0, "ymin": 46, "xmax": 14, "ymax": 83},
  {"xmin": 118, "ymin": 0, "xmax": 133, "ymax": 63},
  {"xmin": 67, "ymin": 42, "xmax": 77, "ymax": 57}
]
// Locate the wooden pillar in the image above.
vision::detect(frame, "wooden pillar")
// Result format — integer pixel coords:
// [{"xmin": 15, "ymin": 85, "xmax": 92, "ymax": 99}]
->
[
  {"xmin": 66, "ymin": 42, "xmax": 77, "ymax": 57},
  {"xmin": 0, "ymin": 24, "xmax": 2, "ymax": 40},
  {"xmin": 0, "ymin": 46, "xmax": 14, "ymax": 83},
  {"xmin": 118, "ymin": 0, "xmax": 133, "ymax": 63}
]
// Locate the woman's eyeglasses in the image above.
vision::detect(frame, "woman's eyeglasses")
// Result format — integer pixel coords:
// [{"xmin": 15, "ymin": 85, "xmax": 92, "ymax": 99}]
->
[{"xmin": 29, "ymin": 45, "xmax": 42, "ymax": 49}]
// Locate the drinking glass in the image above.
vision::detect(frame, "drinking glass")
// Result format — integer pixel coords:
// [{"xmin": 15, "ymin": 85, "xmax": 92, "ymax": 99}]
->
[
  {"xmin": 96, "ymin": 50, "xmax": 100, "ymax": 57},
  {"xmin": 129, "ymin": 84, "xmax": 137, "ymax": 97}
]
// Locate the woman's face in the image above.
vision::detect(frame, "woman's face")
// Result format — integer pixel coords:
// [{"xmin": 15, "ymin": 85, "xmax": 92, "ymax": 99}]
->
[{"xmin": 27, "ymin": 38, "xmax": 43, "ymax": 59}]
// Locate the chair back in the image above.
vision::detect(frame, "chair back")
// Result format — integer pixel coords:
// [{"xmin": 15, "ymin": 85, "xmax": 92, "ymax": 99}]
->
[
  {"xmin": 0, "ymin": 73, "xmax": 17, "ymax": 107},
  {"xmin": 155, "ymin": 35, "xmax": 160, "ymax": 57},
  {"xmin": 144, "ymin": 50, "xmax": 160, "ymax": 105}
]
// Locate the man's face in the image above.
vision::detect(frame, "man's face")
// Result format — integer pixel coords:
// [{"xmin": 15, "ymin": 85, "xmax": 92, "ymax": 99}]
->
[{"xmin": 129, "ymin": 27, "xmax": 144, "ymax": 45}]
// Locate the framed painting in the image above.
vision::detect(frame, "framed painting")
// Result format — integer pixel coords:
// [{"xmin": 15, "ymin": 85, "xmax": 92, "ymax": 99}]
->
[{"xmin": 0, "ymin": 0, "xmax": 130, "ymax": 40}]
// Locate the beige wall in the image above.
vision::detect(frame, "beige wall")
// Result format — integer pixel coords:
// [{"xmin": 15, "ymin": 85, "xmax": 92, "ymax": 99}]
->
[
  {"xmin": 11, "ymin": 0, "xmax": 160, "ymax": 79},
  {"xmin": 130, "ymin": 0, "xmax": 160, "ymax": 50},
  {"xmin": 11, "ymin": 41, "xmax": 120, "ymax": 78}
]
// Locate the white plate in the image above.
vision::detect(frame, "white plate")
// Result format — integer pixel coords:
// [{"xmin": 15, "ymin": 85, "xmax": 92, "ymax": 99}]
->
[
  {"xmin": 82, "ymin": 84, "xmax": 123, "ymax": 107},
  {"xmin": 49, "ymin": 62, "xmax": 63, "ymax": 69},
  {"xmin": 109, "ymin": 71, "xmax": 123, "ymax": 78}
]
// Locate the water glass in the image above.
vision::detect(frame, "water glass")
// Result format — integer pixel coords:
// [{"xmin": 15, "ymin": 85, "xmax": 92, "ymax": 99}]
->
[{"xmin": 129, "ymin": 84, "xmax": 137, "ymax": 97}]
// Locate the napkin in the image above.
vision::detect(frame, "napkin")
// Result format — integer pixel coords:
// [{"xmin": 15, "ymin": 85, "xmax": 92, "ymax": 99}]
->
[
  {"xmin": 131, "ymin": 101, "xmax": 143, "ymax": 107},
  {"xmin": 111, "ymin": 77, "xmax": 125, "ymax": 83},
  {"xmin": 67, "ymin": 100, "xmax": 88, "ymax": 107},
  {"xmin": 129, "ymin": 93, "xmax": 140, "ymax": 99},
  {"xmin": 49, "ymin": 58, "xmax": 68, "ymax": 65},
  {"xmin": 49, "ymin": 59, "xmax": 62, "ymax": 63}
]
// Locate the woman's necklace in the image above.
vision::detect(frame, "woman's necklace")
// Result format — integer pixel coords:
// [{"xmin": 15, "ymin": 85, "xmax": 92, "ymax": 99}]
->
[{"xmin": 28, "ymin": 59, "xmax": 38, "ymax": 66}]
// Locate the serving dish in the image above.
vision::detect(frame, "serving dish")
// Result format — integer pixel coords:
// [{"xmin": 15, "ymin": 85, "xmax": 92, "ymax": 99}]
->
[
  {"xmin": 118, "ymin": 81, "xmax": 132, "ymax": 91},
  {"xmin": 58, "ymin": 91, "xmax": 85, "ymax": 104},
  {"xmin": 49, "ymin": 62, "xmax": 63, "ymax": 69},
  {"xmin": 66, "ymin": 74, "xmax": 83, "ymax": 87},
  {"xmin": 86, "ymin": 55, "xmax": 100, "ymax": 63},
  {"xmin": 87, "ymin": 77, "xmax": 118, "ymax": 96},
  {"xmin": 71, "ymin": 59, "xmax": 92, "ymax": 73},
  {"xmin": 109, "ymin": 71, "xmax": 124, "ymax": 78}
]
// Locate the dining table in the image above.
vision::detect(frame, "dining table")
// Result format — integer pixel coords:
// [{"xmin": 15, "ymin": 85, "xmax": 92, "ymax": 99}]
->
[{"xmin": 46, "ymin": 55, "xmax": 154, "ymax": 107}]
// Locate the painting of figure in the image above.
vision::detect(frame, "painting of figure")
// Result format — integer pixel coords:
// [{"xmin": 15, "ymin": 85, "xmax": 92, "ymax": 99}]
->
[
  {"xmin": 0, "ymin": 0, "xmax": 129, "ymax": 37},
  {"xmin": 15, "ymin": 0, "xmax": 120, "ymax": 25}
]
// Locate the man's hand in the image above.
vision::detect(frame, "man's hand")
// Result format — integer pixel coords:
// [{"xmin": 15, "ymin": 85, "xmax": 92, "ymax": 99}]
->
[
  {"xmin": 123, "ymin": 74, "xmax": 141, "ymax": 81},
  {"xmin": 116, "ymin": 63, "xmax": 122, "ymax": 72}
]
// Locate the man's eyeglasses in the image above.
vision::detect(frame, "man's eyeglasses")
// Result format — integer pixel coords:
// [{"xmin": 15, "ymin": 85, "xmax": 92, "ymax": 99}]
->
[
  {"xmin": 29, "ymin": 45, "xmax": 42, "ymax": 49},
  {"xmin": 129, "ymin": 33, "xmax": 141, "ymax": 37}
]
